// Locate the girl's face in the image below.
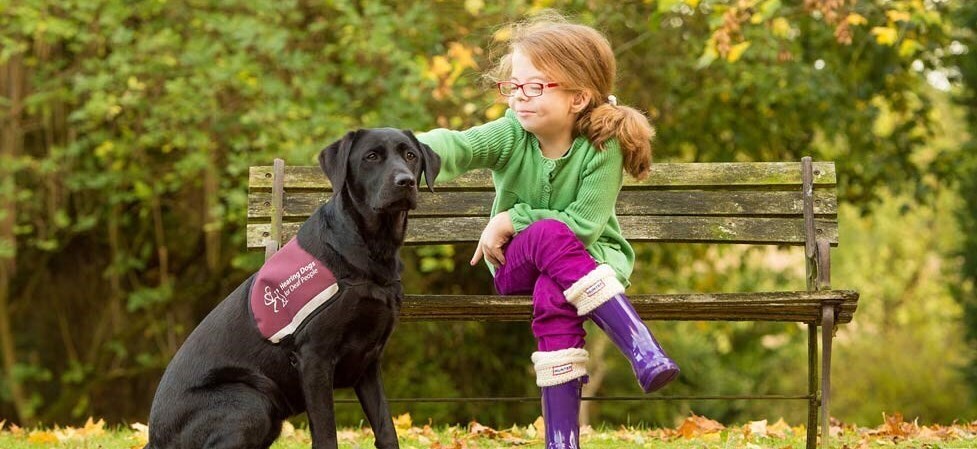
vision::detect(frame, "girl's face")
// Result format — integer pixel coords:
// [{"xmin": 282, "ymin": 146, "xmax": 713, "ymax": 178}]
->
[{"xmin": 507, "ymin": 49, "xmax": 582, "ymax": 141}]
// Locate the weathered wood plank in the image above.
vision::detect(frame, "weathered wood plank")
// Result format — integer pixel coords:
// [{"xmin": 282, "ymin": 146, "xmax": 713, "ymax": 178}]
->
[
  {"xmin": 249, "ymin": 191, "xmax": 488, "ymax": 219},
  {"xmin": 246, "ymin": 216, "xmax": 838, "ymax": 248},
  {"xmin": 619, "ymin": 216, "xmax": 838, "ymax": 245},
  {"xmin": 616, "ymin": 190, "xmax": 837, "ymax": 216},
  {"xmin": 249, "ymin": 166, "xmax": 494, "ymax": 191},
  {"xmin": 249, "ymin": 162, "xmax": 837, "ymax": 190},
  {"xmin": 248, "ymin": 190, "xmax": 838, "ymax": 219},
  {"xmin": 397, "ymin": 290, "xmax": 859, "ymax": 323}
]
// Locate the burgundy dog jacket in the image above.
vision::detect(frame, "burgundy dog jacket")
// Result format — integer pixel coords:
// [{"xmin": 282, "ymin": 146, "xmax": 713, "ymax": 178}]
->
[{"xmin": 250, "ymin": 238, "xmax": 339, "ymax": 343}]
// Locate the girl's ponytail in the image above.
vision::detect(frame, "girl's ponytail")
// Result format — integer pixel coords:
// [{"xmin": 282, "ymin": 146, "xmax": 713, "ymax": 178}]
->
[{"xmin": 576, "ymin": 102, "xmax": 654, "ymax": 180}]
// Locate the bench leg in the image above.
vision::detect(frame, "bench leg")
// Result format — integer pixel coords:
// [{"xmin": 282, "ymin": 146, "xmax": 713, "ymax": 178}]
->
[
  {"xmin": 821, "ymin": 306, "xmax": 836, "ymax": 449},
  {"xmin": 806, "ymin": 323, "xmax": 818, "ymax": 449}
]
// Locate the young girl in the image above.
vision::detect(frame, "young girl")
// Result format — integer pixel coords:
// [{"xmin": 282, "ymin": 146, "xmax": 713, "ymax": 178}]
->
[{"xmin": 417, "ymin": 14, "xmax": 678, "ymax": 449}]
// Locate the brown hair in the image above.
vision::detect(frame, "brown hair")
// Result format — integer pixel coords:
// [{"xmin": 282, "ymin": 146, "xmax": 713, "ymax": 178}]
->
[{"xmin": 488, "ymin": 12, "xmax": 655, "ymax": 179}]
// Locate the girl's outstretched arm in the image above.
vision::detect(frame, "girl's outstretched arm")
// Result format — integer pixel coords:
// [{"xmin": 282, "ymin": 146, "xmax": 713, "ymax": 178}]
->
[{"xmin": 416, "ymin": 112, "xmax": 521, "ymax": 183}]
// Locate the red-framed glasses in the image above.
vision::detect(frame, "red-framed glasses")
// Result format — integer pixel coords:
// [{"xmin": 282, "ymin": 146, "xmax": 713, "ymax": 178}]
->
[{"xmin": 496, "ymin": 81, "xmax": 560, "ymax": 97}]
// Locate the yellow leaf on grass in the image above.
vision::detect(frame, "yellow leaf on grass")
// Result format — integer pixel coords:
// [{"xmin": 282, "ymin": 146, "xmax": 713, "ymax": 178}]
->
[
  {"xmin": 337, "ymin": 429, "xmax": 359, "ymax": 442},
  {"xmin": 880, "ymin": 412, "xmax": 918, "ymax": 438},
  {"xmin": 82, "ymin": 417, "xmax": 106, "ymax": 437},
  {"xmin": 871, "ymin": 26, "xmax": 898, "ymax": 46},
  {"xmin": 747, "ymin": 419, "xmax": 768, "ymax": 438},
  {"xmin": 55, "ymin": 427, "xmax": 80, "ymax": 442},
  {"xmin": 393, "ymin": 412, "xmax": 413, "ymax": 431},
  {"xmin": 726, "ymin": 41, "xmax": 751, "ymax": 62},
  {"xmin": 768, "ymin": 418, "xmax": 792, "ymax": 437},
  {"xmin": 469, "ymin": 421, "xmax": 498, "ymax": 437},
  {"xmin": 28, "ymin": 430, "xmax": 59, "ymax": 444},
  {"xmin": 280, "ymin": 421, "xmax": 296, "ymax": 439},
  {"xmin": 533, "ymin": 415, "xmax": 546, "ymax": 436},
  {"xmin": 130, "ymin": 422, "xmax": 149, "ymax": 446},
  {"xmin": 701, "ymin": 431, "xmax": 722, "ymax": 441},
  {"xmin": 676, "ymin": 413, "xmax": 725, "ymax": 438}
]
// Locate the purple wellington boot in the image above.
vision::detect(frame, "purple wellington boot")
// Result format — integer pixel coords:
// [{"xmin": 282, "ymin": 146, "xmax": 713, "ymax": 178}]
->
[
  {"xmin": 540, "ymin": 378, "xmax": 584, "ymax": 449},
  {"xmin": 590, "ymin": 294, "xmax": 679, "ymax": 393},
  {"xmin": 564, "ymin": 265, "xmax": 679, "ymax": 393},
  {"xmin": 532, "ymin": 348, "xmax": 589, "ymax": 449}
]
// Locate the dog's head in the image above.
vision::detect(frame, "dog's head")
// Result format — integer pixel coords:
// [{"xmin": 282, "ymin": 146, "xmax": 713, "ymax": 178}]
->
[{"xmin": 318, "ymin": 128, "xmax": 440, "ymax": 213}]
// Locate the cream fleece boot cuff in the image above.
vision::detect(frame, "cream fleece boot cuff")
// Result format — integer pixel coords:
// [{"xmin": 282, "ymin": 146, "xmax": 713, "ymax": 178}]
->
[
  {"xmin": 531, "ymin": 348, "xmax": 589, "ymax": 387},
  {"xmin": 563, "ymin": 264, "xmax": 625, "ymax": 316}
]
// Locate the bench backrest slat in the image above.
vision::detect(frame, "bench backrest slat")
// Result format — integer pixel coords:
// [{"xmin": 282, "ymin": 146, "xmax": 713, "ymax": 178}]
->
[
  {"xmin": 247, "ymin": 161, "xmax": 838, "ymax": 249},
  {"xmin": 249, "ymin": 162, "xmax": 837, "ymax": 190},
  {"xmin": 247, "ymin": 215, "xmax": 839, "ymax": 248},
  {"xmin": 249, "ymin": 190, "xmax": 837, "ymax": 219}
]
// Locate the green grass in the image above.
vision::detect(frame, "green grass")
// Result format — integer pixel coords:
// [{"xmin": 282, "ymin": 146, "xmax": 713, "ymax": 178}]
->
[{"xmin": 2, "ymin": 420, "xmax": 975, "ymax": 449}]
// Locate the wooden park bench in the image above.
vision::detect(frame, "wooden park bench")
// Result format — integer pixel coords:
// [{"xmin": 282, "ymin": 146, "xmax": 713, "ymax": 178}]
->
[{"xmin": 248, "ymin": 156, "xmax": 858, "ymax": 449}]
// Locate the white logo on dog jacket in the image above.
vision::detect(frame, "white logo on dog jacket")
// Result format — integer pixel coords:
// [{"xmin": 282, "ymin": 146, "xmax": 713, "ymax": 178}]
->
[{"xmin": 250, "ymin": 238, "xmax": 339, "ymax": 343}]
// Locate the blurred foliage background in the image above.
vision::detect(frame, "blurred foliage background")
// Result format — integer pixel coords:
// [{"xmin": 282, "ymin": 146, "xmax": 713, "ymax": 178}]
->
[{"xmin": 1, "ymin": 0, "xmax": 976, "ymax": 429}]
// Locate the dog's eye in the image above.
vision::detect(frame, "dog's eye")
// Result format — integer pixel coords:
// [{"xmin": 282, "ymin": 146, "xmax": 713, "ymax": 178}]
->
[
  {"xmin": 365, "ymin": 152, "xmax": 379, "ymax": 161},
  {"xmin": 405, "ymin": 151, "xmax": 417, "ymax": 161}
]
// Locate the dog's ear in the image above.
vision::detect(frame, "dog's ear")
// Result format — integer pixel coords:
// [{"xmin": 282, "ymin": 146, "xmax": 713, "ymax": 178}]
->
[
  {"xmin": 402, "ymin": 130, "xmax": 441, "ymax": 192},
  {"xmin": 318, "ymin": 130, "xmax": 359, "ymax": 194}
]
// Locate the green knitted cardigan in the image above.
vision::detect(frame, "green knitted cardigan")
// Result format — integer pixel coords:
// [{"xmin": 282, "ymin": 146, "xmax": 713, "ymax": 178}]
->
[{"xmin": 417, "ymin": 109, "xmax": 634, "ymax": 285}]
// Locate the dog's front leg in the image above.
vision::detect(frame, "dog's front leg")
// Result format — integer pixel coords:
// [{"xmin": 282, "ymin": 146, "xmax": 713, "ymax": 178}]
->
[
  {"xmin": 355, "ymin": 359, "xmax": 399, "ymax": 448},
  {"xmin": 298, "ymin": 352, "xmax": 339, "ymax": 449}
]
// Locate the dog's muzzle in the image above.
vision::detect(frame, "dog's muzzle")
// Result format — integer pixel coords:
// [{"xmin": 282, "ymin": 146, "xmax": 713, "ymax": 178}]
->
[{"xmin": 374, "ymin": 173, "xmax": 418, "ymax": 212}]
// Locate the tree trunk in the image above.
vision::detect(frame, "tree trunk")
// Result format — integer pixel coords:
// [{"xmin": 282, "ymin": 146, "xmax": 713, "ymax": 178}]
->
[
  {"xmin": 581, "ymin": 331, "xmax": 611, "ymax": 427},
  {"xmin": 0, "ymin": 54, "xmax": 31, "ymax": 424}
]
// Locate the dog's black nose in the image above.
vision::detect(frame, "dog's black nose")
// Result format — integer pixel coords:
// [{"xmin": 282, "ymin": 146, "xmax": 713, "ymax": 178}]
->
[{"xmin": 395, "ymin": 173, "xmax": 416, "ymax": 188}]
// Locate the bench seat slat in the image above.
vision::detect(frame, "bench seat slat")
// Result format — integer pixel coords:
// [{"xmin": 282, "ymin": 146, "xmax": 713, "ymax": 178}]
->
[
  {"xmin": 249, "ymin": 162, "xmax": 837, "ymax": 190},
  {"xmin": 398, "ymin": 290, "xmax": 858, "ymax": 323},
  {"xmin": 248, "ymin": 190, "xmax": 838, "ymax": 219},
  {"xmin": 246, "ymin": 216, "xmax": 838, "ymax": 248}
]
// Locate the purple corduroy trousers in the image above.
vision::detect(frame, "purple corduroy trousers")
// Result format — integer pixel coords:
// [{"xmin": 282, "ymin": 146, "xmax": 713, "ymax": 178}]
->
[{"xmin": 493, "ymin": 219, "xmax": 601, "ymax": 352}]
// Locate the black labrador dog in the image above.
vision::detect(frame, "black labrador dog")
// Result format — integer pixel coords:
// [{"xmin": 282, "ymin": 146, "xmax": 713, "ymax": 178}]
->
[{"xmin": 146, "ymin": 129, "xmax": 439, "ymax": 449}]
